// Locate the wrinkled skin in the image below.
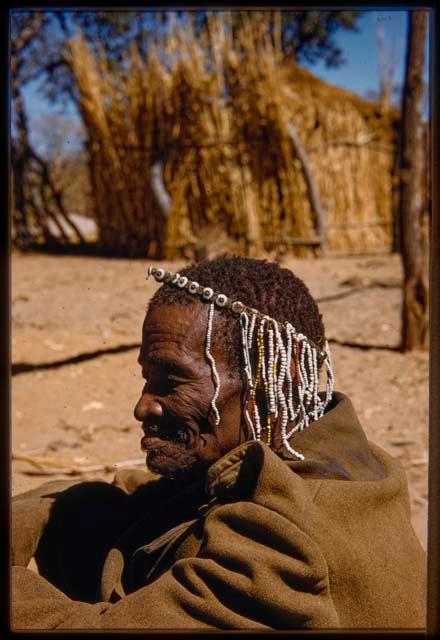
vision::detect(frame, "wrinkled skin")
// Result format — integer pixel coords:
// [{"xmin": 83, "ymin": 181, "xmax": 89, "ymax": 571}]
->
[{"xmin": 134, "ymin": 304, "xmax": 246, "ymax": 480}]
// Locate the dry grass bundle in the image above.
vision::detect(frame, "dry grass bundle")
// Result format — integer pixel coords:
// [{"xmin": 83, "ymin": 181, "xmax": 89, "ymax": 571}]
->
[{"xmin": 69, "ymin": 12, "xmax": 397, "ymax": 257}]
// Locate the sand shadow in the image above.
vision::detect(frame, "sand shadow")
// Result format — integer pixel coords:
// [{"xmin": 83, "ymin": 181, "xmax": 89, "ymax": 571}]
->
[{"xmin": 12, "ymin": 343, "xmax": 141, "ymax": 376}]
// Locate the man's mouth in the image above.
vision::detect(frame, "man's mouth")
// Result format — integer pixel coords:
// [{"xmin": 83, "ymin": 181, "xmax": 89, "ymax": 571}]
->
[
  {"xmin": 141, "ymin": 424, "xmax": 190, "ymax": 449},
  {"xmin": 140, "ymin": 423, "xmax": 204, "ymax": 478}
]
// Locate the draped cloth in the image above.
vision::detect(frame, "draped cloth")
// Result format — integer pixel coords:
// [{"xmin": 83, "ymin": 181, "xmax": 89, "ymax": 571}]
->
[{"xmin": 11, "ymin": 392, "xmax": 426, "ymax": 629}]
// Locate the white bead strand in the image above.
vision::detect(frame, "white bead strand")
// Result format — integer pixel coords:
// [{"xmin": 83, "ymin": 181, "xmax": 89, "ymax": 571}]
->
[
  {"xmin": 323, "ymin": 340, "xmax": 334, "ymax": 410},
  {"xmin": 272, "ymin": 320, "xmax": 289, "ymax": 433},
  {"xmin": 204, "ymin": 303, "xmax": 221, "ymax": 426},
  {"xmin": 266, "ymin": 323, "xmax": 277, "ymax": 416}
]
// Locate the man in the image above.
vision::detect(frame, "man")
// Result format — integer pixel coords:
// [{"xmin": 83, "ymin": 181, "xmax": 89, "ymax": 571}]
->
[{"xmin": 12, "ymin": 256, "xmax": 426, "ymax": 629}]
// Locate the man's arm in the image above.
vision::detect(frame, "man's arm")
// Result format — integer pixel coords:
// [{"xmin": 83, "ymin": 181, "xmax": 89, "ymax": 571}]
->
[
  {"xmin": 12, "ymin": 479, "xmax": 83, "ymax": 568},
  {"xmin": 12, "ymin": 501, "xmax": 339, "ymax": 630},
  {"xmin": 12, "ymin": 468, "xmax": 340, "ymax": 630},
  {"xmin": 12, "ymin": 477, "xmax": 139, "ymax": 604}
]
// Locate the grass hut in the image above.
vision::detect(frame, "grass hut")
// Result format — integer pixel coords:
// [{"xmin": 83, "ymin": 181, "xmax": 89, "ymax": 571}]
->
[
  {"xmin": 68, "ymin": 13, "xmax": 399, "ymax": 258},
  {"xmin": 279, "ymin": 64, "xmax": 399, "ymax": 254}
]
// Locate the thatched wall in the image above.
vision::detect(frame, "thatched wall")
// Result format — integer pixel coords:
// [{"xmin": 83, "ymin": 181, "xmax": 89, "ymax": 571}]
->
[
  {"xmin": 69, "ymin": 13, "xmax": 399, "ymax": 258},
  {"xmin": 280, "ymin": 65, "xmax": 399, "ymax": 254}
]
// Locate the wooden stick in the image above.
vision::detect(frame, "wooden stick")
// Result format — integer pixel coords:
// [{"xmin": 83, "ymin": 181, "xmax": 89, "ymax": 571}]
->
[
  {"xmin": 286, "ymin": 122, "xmax": 327, "ymax": 254},
  {"xmin": 151, "ymin": 160, "xmax": 171, "ymax": 217},
  {"xmin": 265, "ymin": 236, "xmax": 321, "ymax": 246},
  {"xmin": 12, "ymin": 453, "xmax": 147, "ymax": 475},
  {"xmin": 326, "ymin": 219, "xmax": 393, "ymax": 229}
]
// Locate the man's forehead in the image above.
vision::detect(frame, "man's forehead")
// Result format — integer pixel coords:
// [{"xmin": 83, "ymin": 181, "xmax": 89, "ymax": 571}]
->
[{"xmin": 141, "ymin": 303, "xmax": 208, "ymax": 352}]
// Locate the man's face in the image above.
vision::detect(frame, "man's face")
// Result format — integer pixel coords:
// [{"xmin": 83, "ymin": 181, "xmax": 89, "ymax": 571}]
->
[{"xmin": 134, "ymin": 304, "xmax": 244, "ymax": 479}]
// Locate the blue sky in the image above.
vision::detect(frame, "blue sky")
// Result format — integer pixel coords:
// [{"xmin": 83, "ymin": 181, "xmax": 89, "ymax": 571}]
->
[
  {"xmin": 303, "ymin": 11, "xmax": 408, "ymax": 96},
  {"xmin": 19, "ymin": 9, "xmax": 430, "ymax": 153}
]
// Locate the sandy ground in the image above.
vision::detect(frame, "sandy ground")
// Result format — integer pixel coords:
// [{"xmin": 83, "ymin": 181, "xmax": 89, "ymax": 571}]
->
[{"xmin": 11, "ymin": 252, "xmax": 429, "ymax": 551}]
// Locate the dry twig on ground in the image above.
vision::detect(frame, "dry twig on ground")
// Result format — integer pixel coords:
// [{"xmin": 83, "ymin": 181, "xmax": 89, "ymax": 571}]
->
[{"xmin": 12, "ymin": 452, "xmax": 146, "ymax": 476}]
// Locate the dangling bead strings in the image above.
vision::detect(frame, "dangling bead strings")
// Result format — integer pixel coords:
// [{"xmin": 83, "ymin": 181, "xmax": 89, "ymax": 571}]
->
[
  {"xmin": 272, "ymin": 319, "xmax": 289, "ymax": 446},
  {"xmin": 323, "ymin": 339, "xmax": 334, "ymax": 409},
  {"xmin": 282, "ymin": 435, "xmax": 306, "ymax": 460},
  {"xmin": 240, "ymin": 312, "xmax": 253, "ymax": 390},
  {"xmin": 285, "ymin": 323, "xmax": 295, "ymax": 422},
  {"xmin": 240, "ymin": 311, "xmax": 259, "ymax": 440},
  {"xmin": 247, "ymin": 312, "xmax": 261, "ymax": 440},
  {"xmin": 259, "ymin": 318, "xmax": 267, "ymax": 390},
  {"xmin": 239, "ymin": 315, "xmax": 334, "ymax": 459},
  {"xmin": 248, "ymin": 311, "xmax": 257, "ymax": 349},
  {"xmin": 312, "ymin": 346, "xmax": 320, "ymax": 420},
  {"xmin": 285, "ymin": 335, "xmax": 307, "ymax": 438},
  {"xmin": 275, "ymin": 324, "xmax": 305, "ymax": 461},
  {"xmin": 266, "ymin": 322, "xmax": 277, "ymax": 416},
  {"xmin": 205, "ymin": 303, "xmax": 221, "ymax": 425},
  {"xmin": 286, "ymin": 324, "xmax": 304, "ymax": 427},
  {"xmin": 253, "ymin": 317, "xmax": 305, "ymax": 460},
  {"xmin": 253, "ymin": 318, "xmax": 268, "ymax": 442}
]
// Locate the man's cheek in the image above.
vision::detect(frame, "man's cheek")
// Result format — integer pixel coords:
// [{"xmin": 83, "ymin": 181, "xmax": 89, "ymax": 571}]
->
[{"xmin": 169, "ymin": 388, "xmax": 210, "ymax": 421}]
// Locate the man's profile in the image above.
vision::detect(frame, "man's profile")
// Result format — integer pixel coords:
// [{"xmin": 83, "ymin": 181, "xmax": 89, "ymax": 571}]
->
[{"xmin": 11, "ymin": 256, "xmax": 426, "ymax": 629}]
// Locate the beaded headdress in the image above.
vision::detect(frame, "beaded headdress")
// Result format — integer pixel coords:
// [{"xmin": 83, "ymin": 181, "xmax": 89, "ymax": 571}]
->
[{"xmin": 147, "ymin": 265, "xmax": 334, "ymax": 460}]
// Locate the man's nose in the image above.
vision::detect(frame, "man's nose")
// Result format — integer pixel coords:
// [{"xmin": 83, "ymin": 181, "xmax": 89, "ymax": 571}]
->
[{"xmin": 134, "ymin": 393, "xmax": 163, "ymax": 422}]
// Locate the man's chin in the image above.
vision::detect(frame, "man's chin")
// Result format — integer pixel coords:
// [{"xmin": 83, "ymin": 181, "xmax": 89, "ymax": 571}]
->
[{"xmin": 142, "ymin": 437, "xmax": 204, "ymax": 479}]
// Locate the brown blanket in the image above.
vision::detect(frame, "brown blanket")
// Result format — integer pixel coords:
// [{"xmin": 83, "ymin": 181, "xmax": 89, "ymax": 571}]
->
[{"xmin": 11, "ymin": 392, "xmax": 426, "ymax": 629}]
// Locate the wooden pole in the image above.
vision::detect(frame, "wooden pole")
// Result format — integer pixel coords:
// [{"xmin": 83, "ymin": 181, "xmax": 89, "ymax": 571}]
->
[
  {"xmin": 398, "ymin": 10, "xmax": 429, "ymax": 351},
  {"xmin": 286, "ymin": 122, "xmax": 327, "ymax": 254},
  {"xmin": 427, "ymin": 10, "xmax": 440, "ymax": 632},
  {"xmin": 151, "ymin": 160, "xmax": 171, "ymax": 258},
  {"xmin": 151, "ymin": 161, "xmax": 171, "ymax": 217}
]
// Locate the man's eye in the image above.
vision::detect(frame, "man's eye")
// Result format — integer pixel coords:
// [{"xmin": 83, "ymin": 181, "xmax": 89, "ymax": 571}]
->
[
  {"xmin": 165, "ymin": 374, "xmax": 182, "ymax": 388},
  {"xmin": 142, "ymin": 370, "xmax": 182, "ymax": 390}
]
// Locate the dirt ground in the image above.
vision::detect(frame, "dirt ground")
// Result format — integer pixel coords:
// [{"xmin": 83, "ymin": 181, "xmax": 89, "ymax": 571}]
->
[{"xmin": 11, "ymin": 252, "xmax": 429, "ymax": 551}]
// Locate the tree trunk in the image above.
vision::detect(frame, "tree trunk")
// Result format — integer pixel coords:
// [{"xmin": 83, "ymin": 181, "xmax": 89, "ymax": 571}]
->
[
  {"xmin": 11, "ymin": 14, "xmax": 44, "ymax": 248},
  {"xmin": 398, "ymin": 11, "xmax": 429, "ymax": 351},
  {"xmin": 11, "ymin": 13, "xmax": 85, "ymax": 248}
]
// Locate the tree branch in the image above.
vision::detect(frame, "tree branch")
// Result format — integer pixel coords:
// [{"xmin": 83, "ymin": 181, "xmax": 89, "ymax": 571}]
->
[{"xmin": 11, "ymin": 12, "xmax": 44, "ymax": 57}]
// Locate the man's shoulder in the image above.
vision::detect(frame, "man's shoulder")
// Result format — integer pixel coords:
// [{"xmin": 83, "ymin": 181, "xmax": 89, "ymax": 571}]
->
[{"xmin": 112, "ymin": 467, "xmax": 160, "ymax": 494}]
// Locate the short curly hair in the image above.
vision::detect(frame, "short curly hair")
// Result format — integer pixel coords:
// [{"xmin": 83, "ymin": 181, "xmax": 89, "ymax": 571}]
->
[{"xmin": 148, "ymin": 256, "xmax": 326, "ymax": 373}]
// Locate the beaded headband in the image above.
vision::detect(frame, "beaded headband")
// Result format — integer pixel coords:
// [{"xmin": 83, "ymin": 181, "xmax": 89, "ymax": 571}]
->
[
  {"xmin": 147, "ymin": 265, "xmax": 250, "ymax": 313},
  {"xmin": 147, "ymin": 266, "xmax": 327, "ymax": 356},
  {"xmin": 147, "ymin": 265, "xmax": 334, "ymax": 460}
]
